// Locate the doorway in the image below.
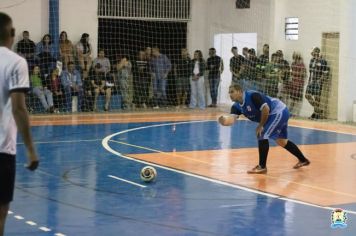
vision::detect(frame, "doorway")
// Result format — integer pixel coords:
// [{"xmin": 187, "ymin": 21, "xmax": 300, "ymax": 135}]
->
[
  {"xmin": 214, "ymin": 33, "xmax": 257, "ymax": 105},
  {"xmin": 321, "ymin": 32, "xmax": 339, "ymax": 119}
]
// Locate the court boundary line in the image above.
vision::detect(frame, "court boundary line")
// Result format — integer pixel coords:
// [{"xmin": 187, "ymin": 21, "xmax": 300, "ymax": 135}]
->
[
  {"xmin": 108, "ymin": 174, "xmax": 147, "ymax": 188},
  {"xmin": 101, "ymin": 120, "xmax": 356, "ymax": 216}
]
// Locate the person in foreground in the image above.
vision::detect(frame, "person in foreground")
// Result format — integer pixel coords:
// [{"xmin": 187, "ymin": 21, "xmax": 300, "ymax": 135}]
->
[
  {"xmin": 218, "ymin": 84, "xmax": 310, "ymax": 174},
  {"xmin": 0, "ymin": 12, "xmax": 39, "ymax": 236}
]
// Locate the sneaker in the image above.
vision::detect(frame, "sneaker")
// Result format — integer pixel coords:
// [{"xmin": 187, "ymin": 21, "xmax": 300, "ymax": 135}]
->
[
  {"xmin": 308, "ymin": 113, "xmax": 316, "ymax": 120},
  {"xmin": 247, "ymin": 165, "xmax": 267, "ymax": 174},
  {"xmin": 293, "ymin": 160, "xmax": 310, "ymax": 169},
  {"xmin": 153, "ymin": 106, "xmax": 160, "ymax": 109}
]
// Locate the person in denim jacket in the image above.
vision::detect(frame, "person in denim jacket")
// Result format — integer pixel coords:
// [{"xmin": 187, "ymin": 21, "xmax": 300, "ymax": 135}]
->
[{"xmin": 60, "ymin": 62, "xmax": 83, "ymax": 112}]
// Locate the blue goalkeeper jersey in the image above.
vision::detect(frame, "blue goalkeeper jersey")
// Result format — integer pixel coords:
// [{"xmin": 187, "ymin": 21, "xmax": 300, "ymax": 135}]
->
[{"xmin": 231, "ymin": 90, "xmax": 286, "ymax": 123}]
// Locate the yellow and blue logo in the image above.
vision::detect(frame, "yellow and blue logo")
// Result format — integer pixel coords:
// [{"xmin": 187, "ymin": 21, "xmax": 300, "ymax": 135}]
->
[{"xmin": 331, "ymin": 209, "xmax": 347, "ymax": 229}]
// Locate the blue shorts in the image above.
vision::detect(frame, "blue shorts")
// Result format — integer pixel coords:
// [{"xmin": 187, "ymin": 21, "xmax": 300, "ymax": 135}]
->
[{"xmin": 260, "ymin": 107, "xmax": 289, "ymax": 140}]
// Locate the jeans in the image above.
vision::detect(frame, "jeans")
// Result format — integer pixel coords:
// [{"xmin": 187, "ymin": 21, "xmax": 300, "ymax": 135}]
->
[
  {"xmin": 32, "ymin": 87, "xmax": 53, "ymax": 110},
  {"xmin": 63, "ymin": 86, "xmax": 84, "ymax": 112},
  {"xmin": 189, "ymin": 76, "xmax": 205, "ymax": 109},
  {"xmin": 153, "ymin": 75, "xmax": 167, "ymax": 106},
  {"xmin": 208, "ymin": 75, "xmax": 220, "ymax": 105}
]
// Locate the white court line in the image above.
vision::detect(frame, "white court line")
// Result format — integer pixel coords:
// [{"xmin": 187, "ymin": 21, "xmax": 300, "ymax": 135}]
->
[
  {"xmin": 9, "ymin": 210, "xmax": 66, "ymax": 235},
  {"xmin": 39, "ymin": 226, "xmax": 51, "ymax": 232},
  {"xmin": 26, "ymin": 221, "xmax": 37, "ymax": 226},
  {"xmin": 108, "ymin": 175, "xmax": 146, "ymax": 188},
  {"xmin": 102, "ymin": 120, "xmax": 356, "ymax": 216},
  {"xmin": 18, "ymin": 138, "xmax": 102, "ymax": 145},
  {"xmin": 14, "ymin": 215, "xmax": 24, "ymax": 220}
]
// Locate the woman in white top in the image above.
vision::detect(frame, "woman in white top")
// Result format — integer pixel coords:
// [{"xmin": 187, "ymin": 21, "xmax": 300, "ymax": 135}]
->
[
  {"xmin": 76, "ymin": 33, "xmax": 92, "ymax": 72},
  {"xmin": 189, "ymin": 50, "xmax": 206, "ymax": 109}
]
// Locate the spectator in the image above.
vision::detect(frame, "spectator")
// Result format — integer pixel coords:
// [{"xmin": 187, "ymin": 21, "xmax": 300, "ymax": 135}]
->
[
  {"xmin": 93, "ymin": 48, "xmax": 111, "ymax": 75},
  {"xmin": 246, "ymin": 48, "xmax": 259, "ymax": 91},
  {"xmin": 60, "ymin": 61, "xmax": 84, "ymax": 112},
  {"xmin": 276, "ymin": 50, "xmax": 290, "ymax": 103},
  {"xmin": 150, "ymin": 47, "xmax": 172, "ymax": 108},
  {"xmin": 16, "ymin": 30, "xmax": 36, "ymax": 69},
  {"xmin": 264, "ymin": 53, "xmax": 280, "ymax": 98},
  {"xmin": 229, "ymin": 46, "xmax": 245, "ymax": 87},
  {"xmin": 305, "ymin": 47, "xmax": 329, "ymax": 119},
  {"xmin": 30, "ymin": 65, "xmax": 54, "ymax": 113},
  {"xmin": 289, "ymin": 52, "xmax": 307, "ymax": 116},
  {"xmin": 174, "ymin": 48, "xmax": 191, "ymax": 108},
  {"xmin": 47, "ymin": 68, "xmax": 63, "ymax": 112},
  {"xmin": 258, "ymin": 44, "xmax": 270, "ymax": 65},
  {"xmin": 132, "ymin": 50, "xmax": 151, "ymax": 108},
  {"xmin": 81, "ymin": 70, "xmax": 94, "ymax": 111},
  {"xmin": 256, "ymin": 44, "xmax": 270, "ymax": 92},
  {"xmin": 117, "ymin": 56, "xmax": 132, "ymax": 110},
  {"xmin": 76, "ymin": 33, "xmax": 92, "ymax": 72},
  {"xmin": 36, "ymin": 34, "xmax": 56, "ymax": 77},
  {"xmin": 90, "ymin": 63, "xmax": 112, "ymax": 111},
  {"xmin": 59, "ymin": 31, "xmax": 75, "ymax": 70},
  {"xmin": 189, "ymin": 50, "xmax": 206, "ymax": 109},
  {"xmin": 206, "ymin": 48, "xmax": 223, "ymax": 107}
]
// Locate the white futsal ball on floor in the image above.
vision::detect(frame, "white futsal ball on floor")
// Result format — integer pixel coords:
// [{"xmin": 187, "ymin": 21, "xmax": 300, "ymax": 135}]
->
[{"xmin": 140, "ymin": 166, "xmax": 157, "ymax": 182}]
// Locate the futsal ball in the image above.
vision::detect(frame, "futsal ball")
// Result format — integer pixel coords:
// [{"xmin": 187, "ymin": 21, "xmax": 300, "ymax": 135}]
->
[
  {"xmin": 218, "ymin": 115, "xmax": 235, "ymax": 126},
  {"xmin": 140, "ymin": 166, "xmax": 157, "ymax": 182}
]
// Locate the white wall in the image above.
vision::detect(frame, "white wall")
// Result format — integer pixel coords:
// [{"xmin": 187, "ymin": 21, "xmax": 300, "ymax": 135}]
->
[
  {"xmin": 338, "ymin": 0, "xmax": 356, "ymax": 122},
  {"xmin": 188, "ymin": 0, "xmax": 271, "ymax": 58},
  {"xmin": 270, "ymin": 0, "xmax": 340, "ymax": 117},
  {"xmin": 1, "ymin": 0, "xmax": 48, "ymax": 47},
  {"xmin": 1, "ymin": 0, "xmax": 98, "ymax": 56},
  {"xmin": 59, "ymin": 0, "xmax": 98, "ymax": 57}
]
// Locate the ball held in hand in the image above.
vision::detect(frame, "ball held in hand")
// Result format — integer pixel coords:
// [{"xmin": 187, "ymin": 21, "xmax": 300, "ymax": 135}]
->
[{"xmin": 218, "ymin": 115, "xmax": 236, "ymax": 126}]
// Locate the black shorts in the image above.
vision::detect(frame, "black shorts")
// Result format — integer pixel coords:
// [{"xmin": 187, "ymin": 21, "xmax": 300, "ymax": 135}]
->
[{"xmin": 0, "ymin": 153, "xmax": 16, "ymax": 204}]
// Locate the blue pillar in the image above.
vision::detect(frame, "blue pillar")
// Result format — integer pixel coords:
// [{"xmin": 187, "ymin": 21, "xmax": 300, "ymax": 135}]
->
[{"xmin": 49, "ymin": 0, "xmax": 59, "ymax": 60}]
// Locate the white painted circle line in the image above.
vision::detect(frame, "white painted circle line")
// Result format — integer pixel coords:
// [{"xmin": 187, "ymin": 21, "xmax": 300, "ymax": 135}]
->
[{"xmin": 102, "ymin": 120, "xmax": 356, "ymax": 216}]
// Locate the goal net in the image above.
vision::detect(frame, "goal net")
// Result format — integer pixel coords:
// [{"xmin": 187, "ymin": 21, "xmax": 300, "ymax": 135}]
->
[{"xmin": 3, "ymin": 0, "xmax": 339, "ymax": 121}]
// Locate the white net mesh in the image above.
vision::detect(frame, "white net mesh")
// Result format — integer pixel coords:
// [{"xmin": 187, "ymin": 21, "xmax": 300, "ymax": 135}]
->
[{"xmin": 2, "ymin": 0, "xmax": 341, "ymax": 121}]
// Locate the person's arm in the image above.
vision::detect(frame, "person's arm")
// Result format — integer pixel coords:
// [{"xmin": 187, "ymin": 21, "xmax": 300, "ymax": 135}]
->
[
  {"xmin": 9, "ymin": 59, "xmax": 39, "ymax": 170},
  {"xmin": 11, "ymin": 92, "xmax": 38, "ymax": 170},
  {"xmin": 164, "ymin": 56, "xmax": 172, "ymax": 78},
  {"xmin": 218, "ymin": 105, "xmax": 240, "ymax": 126},
  {"xmin": 106, "ymin": 58, "xmax": 111, "ymax": 74},
  {"xmin": 77, "ymin": 71, "xmax": 83, "ymax": 87},
  {"xmin": 220, "ymin": 58, "xmax": 224, "ymax": 74},
  {"xmin": 251, "ymin": 93, "xmax": 270, "ymax": 137}
]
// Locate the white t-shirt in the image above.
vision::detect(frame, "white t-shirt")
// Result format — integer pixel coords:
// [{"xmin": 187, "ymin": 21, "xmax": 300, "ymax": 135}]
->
[{"xmin": 0, "ymin": 47, "xmax": 30, "ymax": 155}]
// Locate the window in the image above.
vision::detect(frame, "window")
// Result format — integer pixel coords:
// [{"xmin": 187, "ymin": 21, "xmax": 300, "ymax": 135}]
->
[{"xmin": 285, "ymin": 17, "xmax": 299, "ymax": 40}]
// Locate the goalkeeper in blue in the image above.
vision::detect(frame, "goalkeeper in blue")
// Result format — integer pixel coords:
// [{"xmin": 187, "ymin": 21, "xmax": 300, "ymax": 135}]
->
[{"xmin": 219, "ymin": 84, "xmax": 310, "ymax": 174}]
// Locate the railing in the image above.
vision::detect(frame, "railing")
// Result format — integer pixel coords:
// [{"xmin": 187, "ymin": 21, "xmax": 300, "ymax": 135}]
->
[{"xmin": 98, "ymin": 0, "xmax": 191, "ymax": 21}]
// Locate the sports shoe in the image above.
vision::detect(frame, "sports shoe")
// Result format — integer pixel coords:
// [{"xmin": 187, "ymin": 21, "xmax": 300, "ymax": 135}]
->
[
  {"xmin": 293, "ymin": 160, "xmax": 310, "ymax": 169},
  {"xmin": 308, "ymin": 112, "xmax": 319, "ymax": 120},
  {"xmin": 247, "ymin": 165, "xmax": 267, "ymax": 174}
]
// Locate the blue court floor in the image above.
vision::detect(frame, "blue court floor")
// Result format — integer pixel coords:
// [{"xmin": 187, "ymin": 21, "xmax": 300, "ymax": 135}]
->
[{"xmin": 6, "ymin": 120, "xmax": 356, "ymax": 235}]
